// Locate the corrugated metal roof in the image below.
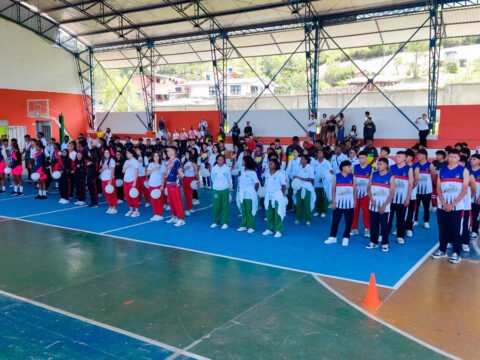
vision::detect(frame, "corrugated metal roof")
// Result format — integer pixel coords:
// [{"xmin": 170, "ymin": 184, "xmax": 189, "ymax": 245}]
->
[{"xmin": 14, "ymin": 0, "xmax": 480, "ymax": 67}]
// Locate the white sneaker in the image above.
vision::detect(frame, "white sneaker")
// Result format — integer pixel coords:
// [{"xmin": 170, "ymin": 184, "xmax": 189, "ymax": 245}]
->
[
  {"xmin": 106, "ymin": 208, "xmax": 112, "ymax": 214},
  {"xmin": 174, "ymin": 219, "xmax": 186, "ymax": 227},
  {"xmin": 424, "ymin": 222, "xmax": 430, "ymax": 229},
  {"xmin": 392, "ymin": 231, "xmax": 397, "ymax": 236},
  {"xmin": 110, "ymin": 209, "xmax": 118, "ymax": 214},
  {"xmin": 294, "ymin": 220, "xmax": 301, "ymax": 225},
  {"xmin": 406, "ymin": 230, "xmax": 413, "ymax": 238},
  {"xmin": 185, "ymin": 210, "xmax": 191, "ymax": 216},
  {"xmin": 471, "ymin": 232, "xmax": 478, "ymax": 240},
  {"xmin": 221, "ymin": 224, "xmax": 229, "ymax": 230},
  {"xmin": 413, "ymin": 221, "xmax": 418, "ymax": 227},
  {"xmin": 210, "ymin": 223, "xmax": 218, "ymax": 228},
  {"xmin": 262, "ymin": 230, "xmax": 273, "ymax": 236},
  {"xmin": 462, "ymin": 244, "xmax": 470, "ymax": 252},
  {"xmin": 78, "ymin": 201, "xmax": 86, "ymax": 206},
  {"xmin": 364, "ymin": 229, "xmax": 370, "ymax": 238},
  {"xmin": 320, "ymin": 213, "xmax": 326, "ymax": 218},
  {"xmin": 350, "ymin": 229, "xmax": 359, "ymax": 236},
  {"xmin": 447, "ymin": 243, "xmax": 452, "ymax": 249},
  {"xmin": 164, "ymin": 205, "xmax": 171, "ymax": 211},
  {"xmin": 397, "ymin": 237, "xmax": 405, "ymax": 245},
  {"xmin": 145, "ymin": 203, "xmax": 151, "ymax": 208},
  {"xmin": 342, "ymin": 237, "xmax": 349, "ymax": 246},
  {"xmin": 313, "ymin": 212, "xmax": 319, "ymax": 217},
  {"xmin": 431, "ymin": 206, "xmax": 437, "ymax": 212},
  {"xmin": 192, "ymin": 199, "xmax": 200, "ymax": 205},
  {"xmin": 274, "ymin": 231, "xmax": 282, "ymax": 238},
  {"xmin": 237, "ymin": 227, "xmax": 247, "ymax": 232},
  {"xmin": 166, "ymin": 217, "xmax": 178, "ymax": 224},
  {"xmin": 125, "ymin": 211, "xmax": 133, "ymax": 217},
  {"xmin": 247, "ymin": 228, "xmax": 255, "ymax": 234},
  {"xmin": 150, "ymin": 215, "xmax": 163, "ymax": 221},
  {"xmin": 74, "ymin": 201, "xmax": 81, "ymax": 205},
  {"xmin": 382, "ymin": 244, "xmax": 389, "ymax": 252},
  {"xmin": 131, "ymin": 211, "xmax": 140, "ymax": 218},
  {"xmin": 306, "ymin": 221, "xmax": 311, "ymax": 226},
  {"xmin": 324, "ymin": 237, "xmax": 337, "ymax": 244},
  {"xmin": 117, "ymin": 199, "xmax": 124, "ymax": 204},
  {"xmin": 58, "ymin": 199, "xmax": 63, "ymax": 204}
]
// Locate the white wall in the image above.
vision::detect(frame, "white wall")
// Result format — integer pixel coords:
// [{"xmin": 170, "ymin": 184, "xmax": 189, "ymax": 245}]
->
[
  {"xmin": 0, "ymin": 18, "xmax": 81, "ymax": 94},
  {"xmin": 227, "ymin": 106, "xmax": 425, "ymax": 139},
  {"xmin": 95, "ymin": 112, "xmax": 149, "ymax": 134}
]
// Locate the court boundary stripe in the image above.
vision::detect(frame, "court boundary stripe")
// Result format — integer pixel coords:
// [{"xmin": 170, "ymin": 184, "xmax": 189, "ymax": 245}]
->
[
  {"xmin": 0, "ymin": 215, "xmax": 395, "ymax": 289},
  {"xmin": 392, "ymin": 242, "xmax": 438, "ymax": 289},
  {"xmin": 0, "ymin": 195, "xmax": 36, "ymax": 201},
  {"xmin": 0, "ymin": 289, "xmax": 209, "ymax": 360},
  {"xmin": 313, "ymin": 275, "xmax": 459, "ymax": 360}
]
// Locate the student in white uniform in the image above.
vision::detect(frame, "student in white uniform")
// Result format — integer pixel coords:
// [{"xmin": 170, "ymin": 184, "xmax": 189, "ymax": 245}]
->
[
  {"xmin": 236, "ymin": 156, "xmax": 260, "ymax": 233},
  {"xmin": 285, "ymin": 148, "xmax": 301, "ymax": 210},
  {"xmin": 182, "ymin": 150, "xmax": 199, "ymax": 216},
  {"xmin": 210, "ymin": 154, "xmax": 232, "ymax": 229},
  {"xmin": 312, "ymin": 149, "xmax": 332, "ymax": 218},
  {"xmin": 263, "ymin": 158, "xmax": 286, "ymax": 238},
  {"xmin": 293, "ymin": 154, "xmax": 316, "ymax": 226}
]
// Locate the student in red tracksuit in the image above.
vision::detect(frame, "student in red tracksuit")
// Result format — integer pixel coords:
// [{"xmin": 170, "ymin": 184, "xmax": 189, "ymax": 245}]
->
[
  {"xmin": 123, "ymin": 148, "xmax": 140, "ymax": 217},
  {"xmin": 147, "ymin": 152, "xmax": 166, "ymax": 221},
  {"xmin": 182, "ymin": 150, "xmax": 199, "ymax": 216},
  {"xmin": 100, "ymin": 149, "xmax": 117, "ymax": 214},
  {"xmin": 162, "ymin": 146, "xmax": 186, "ymax": 227},
  {"xmin": 351, "ymin": 151, "xmax": 372, "ymax": 238},
  {"xmin": 135, "ymin": 147, "xmax": 151, "ymax": 208}
]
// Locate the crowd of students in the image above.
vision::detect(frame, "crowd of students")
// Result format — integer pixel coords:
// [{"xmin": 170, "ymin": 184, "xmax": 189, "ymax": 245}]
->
[{"xmin": 0, "ymin": 128, "xmax": 478, "ymax": 263}]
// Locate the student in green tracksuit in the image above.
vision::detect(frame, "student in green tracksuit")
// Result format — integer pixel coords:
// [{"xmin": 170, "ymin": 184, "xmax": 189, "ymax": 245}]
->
[
  {"xmin": 210, "ymin": 154, "xmax": 231, "ymax": 229},
  {"xmin": 236, "ymin": 156, "xmax": 260, "ymax": 233},
  {"xmin": 263, "ymin": 158, "xmax": 287, "ymax": 238}
]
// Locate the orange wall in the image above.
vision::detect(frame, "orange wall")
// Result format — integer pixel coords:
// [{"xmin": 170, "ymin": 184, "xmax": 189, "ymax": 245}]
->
[
  {"xmin": 436, "ymin": 105, "xmax": 480, "ymax": 145},
  {"xmin": 155, "ymin": 110, "xmax": 220, "ymax": 137},
  {"xmin": 0, "ymin": 88, "xmax": 87, "ymax": 140}
]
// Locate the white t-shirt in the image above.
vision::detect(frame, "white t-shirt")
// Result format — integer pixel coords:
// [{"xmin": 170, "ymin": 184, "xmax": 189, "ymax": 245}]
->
[
  {"xmin": 238, "ymin": 170, "xmax": 259, "ymax": 199},
  {"xmin": 100, "ymin": 158, "xmax": 116, "ymax": 181},
  {"xmin": 68, "ymin": 150, "xmax": 77, "ymax": 161},
  {"xmin": 208, "ymin": 153, "xmax": 217, "ymax": 169},
  {"xmin": 211, "ymin": 164, "xmax": 231, "ymax": 191},
  {"xmin": 264, "ymin": 170, "xmax": 286, "ymax": 193},
  {"xmin": 330, "ymin": 153, "xmax": 348, "ymax": 174},
  {"xmin": 308, "ymin": 119, "xmax": 318, "ymax": 132},
  {"xmin": 312, "ymin": 159, "xmax": 333, "ymax": 188},
  {"xmin": 183, "ymin": 161, "xmax": 196, "ymax": 177},
  {"xmin": 123, "ymin": 158, "xmax": 140, "ymax": 182},
  {"xmin": 147, "ymin": 162, "xmax": 165, "ymax": 187}
]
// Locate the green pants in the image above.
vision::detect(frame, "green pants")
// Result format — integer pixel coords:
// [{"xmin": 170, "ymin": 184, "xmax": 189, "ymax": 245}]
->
[
  {"xmin": 314, "ymin": 187, "xmax": 328, "ymax": 215},
  {"xmin": 213, "ymin": 189, "xmax": 229, "ymax": 225},
  {"xmin": 267, "ymin": 203, "xmax": 283, "ymax": 234},
  {"xmin": 240, "ymin": 199, "xmax": 255, "ymax": 229},
  {"xmin": 296, "ymin": 190, "xmax": 313, "ymax": 222}
]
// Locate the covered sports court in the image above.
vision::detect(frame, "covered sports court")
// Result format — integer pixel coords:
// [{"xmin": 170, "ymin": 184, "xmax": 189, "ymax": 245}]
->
[{"xmin": 1, "ymin": 0, "xmax": 480, "ymax": 359}]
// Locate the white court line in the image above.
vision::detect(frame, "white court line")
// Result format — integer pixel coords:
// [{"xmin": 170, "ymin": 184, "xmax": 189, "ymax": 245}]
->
[
  {"xmin": 0, "ymin": 195, "xmax": 36, "ymax": 202},
  {"xmin": 393, "ymin": 242, "xmax": 439, "ymax": 289},
  {"xmin": 0, "ymin": 215, "xmax": 395, "ymax": 289},
  {"xmin": 313, "ymin": 275, "xmax": 459, "ymax": 360},
  {"xmin": 18, "ymin": 202, "xmax": 107, "ymax": 219},
  {"xmin": 0, "ymin": 289, "xmax": 209, "ymax": 360},
  {"xmin": 101, "ymin": 205, "xmax": 212, "ymax": 234}
]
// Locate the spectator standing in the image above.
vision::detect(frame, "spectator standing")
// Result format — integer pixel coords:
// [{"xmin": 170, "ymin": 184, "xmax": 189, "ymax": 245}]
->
[
  {"xmin": 244, "ymin": 121, "xmax": 253, "ymax": 137},
  {"xmin": 326, "ymin": 115, "xmax": 337, "ymax": 147},
  {"xmin": 307, "ymin": 113, "xmax": 318, "ymax": 142},
  {"xmin": 363, "ymin": 115, "xmax": 376, "ymax": 142},
  {"xmin": 336, "ymin": 113, "xmax": 345, "ymax": 142},
  {"xmin": 231, "ymin": 122, "xmax": 241, "ymax": 146},
  {"xmin": 415, "ymin": 113, "xmax": 430, "ymax": 147}
]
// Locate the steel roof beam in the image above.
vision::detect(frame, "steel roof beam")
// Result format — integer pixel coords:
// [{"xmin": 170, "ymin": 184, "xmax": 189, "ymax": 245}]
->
[{"xmin": 42, "ymin": 0, "xmax": 100, "ymax": 13}]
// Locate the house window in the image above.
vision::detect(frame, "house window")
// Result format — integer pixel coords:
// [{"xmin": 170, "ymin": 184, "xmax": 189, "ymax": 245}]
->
[
  {"xmin": 230, "ymin": 85, "xmax": 241, "ymax": 95},
  {"xmin": 209, "ymin": 86, "xmax": 216, "ymax": 96},
  {"xmin": 251, "ymin": 86, "xmax": 259, "ymax": 94}
]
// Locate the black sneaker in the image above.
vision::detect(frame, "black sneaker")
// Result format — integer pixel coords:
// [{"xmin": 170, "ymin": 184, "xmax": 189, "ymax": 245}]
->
[
  {"xmin": 11, "ymin": 191, "xmax": 17, "ymax": 195},
  {"xmin": 16, "ymin": 192, "xmax": 24, "ymax": 197},
  {"xmin": 0, "ymin": 189, "xmax": 5, "ymax": 193},
  {"xmin": 432, "ymin": 250, "xmax": 447, "ymax": 259},
  {"xmin": 88, "ymin": 203, "xmax": 98, "ymax": 208},
  {"xmin": 40, "ymin": 195, "xmax": 47, "ymax": 200},
  {"xmin": 35, "ymin": 195, "xmax": 42, "ymax": 199}
]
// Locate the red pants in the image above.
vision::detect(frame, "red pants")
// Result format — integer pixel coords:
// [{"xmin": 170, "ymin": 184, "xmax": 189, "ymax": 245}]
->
[
  {"xmin": 167, "ymin": 184, "xmax": 184, "ymax": 220},
  {"xmin": 182, "ymin": 176, "xmax": 195, "ymax": 210},
  {"xmin": 138, "ymin": 176, "xmax": 151, "ymax": 203},
  {"xmin": 150, "ymin": 185, "xmax": 164, "ymax": 216},
  {"xmin": 124, "ymin": 181, "xmax": 140, "ymax": 208},
  {"xmin": 352, "ymin": 196, "xmax": 371, "ymax": 230},
  {"xmin": 102, "ymin": 180, "xmax": 118, "ymax": 207}
]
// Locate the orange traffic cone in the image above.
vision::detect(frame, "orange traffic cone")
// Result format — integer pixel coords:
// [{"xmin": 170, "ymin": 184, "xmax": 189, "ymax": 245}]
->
[{"xmin": 362, "ymin": 273, "xmax": 382, "ymax": 308}]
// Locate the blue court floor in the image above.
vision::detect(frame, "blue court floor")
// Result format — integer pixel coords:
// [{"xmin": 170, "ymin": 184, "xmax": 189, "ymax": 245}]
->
[{"xmin": 0, "ymin": 185, "xmax": 444, "ymax": 288}]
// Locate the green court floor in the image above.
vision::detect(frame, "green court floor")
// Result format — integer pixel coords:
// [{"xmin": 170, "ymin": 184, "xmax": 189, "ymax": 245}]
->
[{"xmin": 0, "ymin": 219, "xmax": 445, "ymax": 359}]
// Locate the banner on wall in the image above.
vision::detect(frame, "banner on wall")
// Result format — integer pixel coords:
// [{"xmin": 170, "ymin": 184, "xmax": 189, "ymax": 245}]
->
[{"xmin": 0, "ymin": 120, "xmax": 8, "ymax": 138}]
